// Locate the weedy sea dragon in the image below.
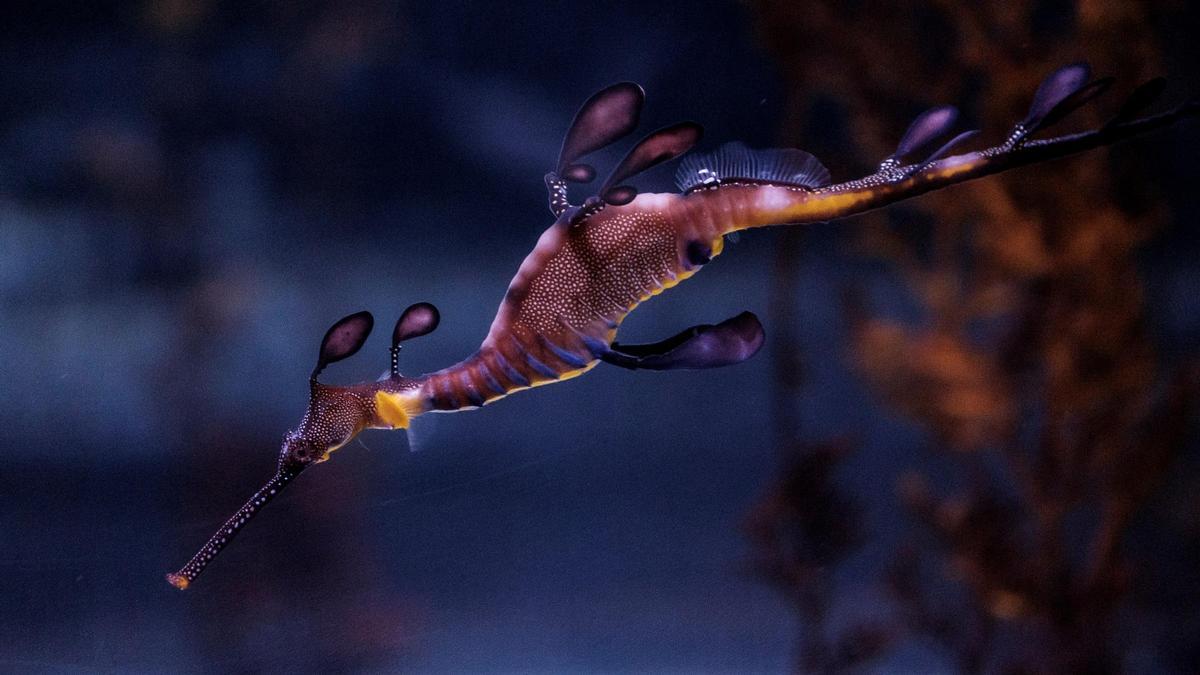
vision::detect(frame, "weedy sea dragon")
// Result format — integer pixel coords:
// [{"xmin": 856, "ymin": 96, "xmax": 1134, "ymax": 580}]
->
[{"xmin": 167, "ymin": 63, "xmax": 1196, "ymax": 589}]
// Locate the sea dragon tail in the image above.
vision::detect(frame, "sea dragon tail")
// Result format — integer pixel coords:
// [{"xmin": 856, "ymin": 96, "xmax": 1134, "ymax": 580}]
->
[{"xmin": 673, "ymin": 66, "xmax": 1196, "ymax": 231}]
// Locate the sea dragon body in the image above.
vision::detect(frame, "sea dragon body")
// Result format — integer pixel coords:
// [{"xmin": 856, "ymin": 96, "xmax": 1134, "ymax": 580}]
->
[{"xmin": 168, "ymin": 64, "xmax": 1196, "ymax": 589}]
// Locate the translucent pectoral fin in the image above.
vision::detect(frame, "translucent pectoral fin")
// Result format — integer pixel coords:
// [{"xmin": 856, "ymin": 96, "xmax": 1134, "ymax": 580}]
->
[
  {"xmin": 404, "ymin": 412, "xmax": 445, "ymax": 453},
  {"xmin": 602, "ymin": 311, "xmax": 765, "ymax": 371}
]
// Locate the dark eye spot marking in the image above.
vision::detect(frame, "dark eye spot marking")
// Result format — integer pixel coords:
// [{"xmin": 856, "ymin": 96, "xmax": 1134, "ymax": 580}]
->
[{"xmin": 685, "ymin": 240, "xmax": 712, "ymax": 268}]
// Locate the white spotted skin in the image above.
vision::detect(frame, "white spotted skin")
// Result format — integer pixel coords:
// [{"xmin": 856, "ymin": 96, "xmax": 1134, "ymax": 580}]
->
[
  {"xmin": 483, "ymin": 194, "xmax": 699, "ymax": 356},
  {"xmin": 411, "ymin": 189, "xmax": 789, "ymax": 414},
  {"xmin": 489, "ymin": 190, "xmax": 741, "ymax": 340},
  {"xmin": 171, "ymin": 101, "xmax": 1194, "ymax": 587}
]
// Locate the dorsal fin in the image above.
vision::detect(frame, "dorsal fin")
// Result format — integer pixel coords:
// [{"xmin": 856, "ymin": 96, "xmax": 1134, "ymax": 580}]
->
[{"xmin": 675, "ymin": 141, "xmax": 831, "ymax": 193}]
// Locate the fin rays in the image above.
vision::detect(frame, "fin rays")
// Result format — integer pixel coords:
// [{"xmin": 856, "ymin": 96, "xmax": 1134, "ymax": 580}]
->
[{"xmin": 675, "ymin": 142, "xmax": 831, "ymax": 193}]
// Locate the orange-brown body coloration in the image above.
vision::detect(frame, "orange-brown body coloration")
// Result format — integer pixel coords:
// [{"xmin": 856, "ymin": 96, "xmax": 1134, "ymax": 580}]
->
[
  {"xmin": 168, "ymin": 69, "xmax": 1197, "ymax": 590},
  {"xmin": 394, "ymin": 103, "xmax": 1195, "ymax": 417}
]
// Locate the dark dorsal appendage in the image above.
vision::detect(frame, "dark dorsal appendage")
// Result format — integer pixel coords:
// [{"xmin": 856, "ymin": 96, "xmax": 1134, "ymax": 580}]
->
[
  {"xmin": 600, "ymin": 122, "xmax": 704, "ymax": 206},
  {"xmin": 882, "ymin": 105, "xmax": 982, "ymax": 173},
  {"xmin": 920, "ymin": 130, "xmax": 981, "ymax": 165},
  {"xmin": 546, "ymin": 82, "xmax": 645, "ymax": 218},
  {"xmin": 313, "ymin": 311, "xmax": 373, "ymax": 379},
  {"xmin": 889, "ymin": 105, "xmax": 958, "ymax": 165},
  {"xmin": 556, "ymin": 82, "xmax": 645, "ymax": 180},
  {"xmin": 1023, "ymin": 62, "xmax": 1092, "ymax": 125},
  {"xmin": 1007, "ymin": 62, "xmax": 1113, "ymax": 147},
  {"xmin": 391, "ymin": 302, "xmax": 441, "ymax": 377},
  {"xmin": 1035, "ymin": 77, "xmax": 1114, "ymax": 131},
  {"xmin": 549, "ymin": 84, "xmax": 703, "ymax": 217},
  {"xmin": 394, "ymin": 302, "xmax": 440, "ymax": 343},
  {"xmin": 603, "ymin": 312, "xmax": 765, "ymax": 371}
]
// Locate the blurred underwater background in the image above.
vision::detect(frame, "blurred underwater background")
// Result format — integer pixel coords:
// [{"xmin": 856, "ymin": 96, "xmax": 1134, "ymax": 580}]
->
[{"xmin": 1, "ymin": 1, "xmax": 1198, "ymax": 672}]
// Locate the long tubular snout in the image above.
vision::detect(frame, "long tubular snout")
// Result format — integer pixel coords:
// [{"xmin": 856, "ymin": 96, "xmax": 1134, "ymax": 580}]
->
[{"xmin": 166, "ymin": 467, "xmax": 303, "ymax": 590}]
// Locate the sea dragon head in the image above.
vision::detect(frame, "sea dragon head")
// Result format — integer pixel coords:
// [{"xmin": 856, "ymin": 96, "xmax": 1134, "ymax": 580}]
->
[{"xmin": 166, "ymin": 303, "xmax": 439, "ymax": 590}]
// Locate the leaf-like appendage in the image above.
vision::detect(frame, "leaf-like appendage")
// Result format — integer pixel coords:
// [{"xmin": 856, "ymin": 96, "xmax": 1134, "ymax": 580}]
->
[
  {"xmin": 393, "ymin": 302, "xmax": 440, "ymax": 346},
  {"xmin": 556, "ymin": 82, "xmax": 644, "ymax": 174},
  {"xmin": 1022, "ymin": 62, "xmax": 1092, "ymax": 129},
  {"xmin": 920, "ymin": 129, "xmax": 980, "ymax": 165},
  {"xmin": 605, "ymin": 311, "xmax": 765, "ymax": 371},
  {"xmin": 599, "ymin": 121, "xmax": 702, "ymax": 205},
  {"xmin": 601, "ymin": 185, "xmax": 638, "ymax": 206},
  {"xmin": 892, "ymin": 105, "xmax": 958, "ymax": 162},
  {"xmin": 1036, "ymin": 77, "xmax": 1113, "ymax": 131},
  {"xmin": 1008, "ymin": 63, "xmax": 1114, "ymax": 146},
  {"xmin": 315, "ymin": 311, "xmax": 374, "ymax": 377}
]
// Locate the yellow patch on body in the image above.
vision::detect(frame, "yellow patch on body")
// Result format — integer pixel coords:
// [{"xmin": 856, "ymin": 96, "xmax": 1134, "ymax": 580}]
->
[
  {"xmin": 550, "ymin": 360, "xmax": 598, "ymax": 383},
  {"xmin": 785, "ymin": 191, "xmax": 868, "ymax": 222},
  {"xmin": 374, "ymin": 390, "xmax": 413, "ymax": 429},
  {"xmin": 521, "ymin": 360, "xmax": 599, "ymax": 389}
]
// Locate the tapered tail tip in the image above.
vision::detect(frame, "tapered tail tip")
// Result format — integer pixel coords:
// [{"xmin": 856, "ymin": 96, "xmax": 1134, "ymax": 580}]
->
[{"xmin": 166, "ymin": 573, "xmax": 190, "ymax": 590}]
